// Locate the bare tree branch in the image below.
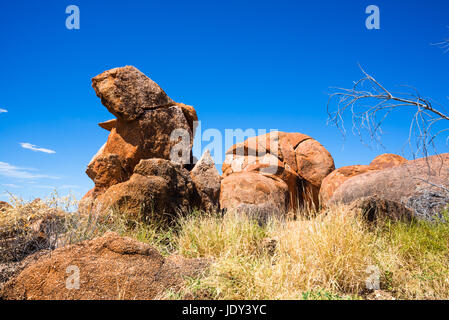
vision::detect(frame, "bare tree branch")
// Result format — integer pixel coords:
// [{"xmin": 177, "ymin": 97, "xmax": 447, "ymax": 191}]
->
[
  {"xmin": 432, "ymin": 26, "xmax": 449, "ymax": 53},
  {"xmin": 327, "ymin": 64, "xmax": 449, "ymax": 159}
]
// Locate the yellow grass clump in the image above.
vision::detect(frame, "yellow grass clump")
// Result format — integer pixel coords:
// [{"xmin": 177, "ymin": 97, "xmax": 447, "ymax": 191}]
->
[{"xmin": 175, "ymin": 206, "xmax": 449, "ymax": 300}]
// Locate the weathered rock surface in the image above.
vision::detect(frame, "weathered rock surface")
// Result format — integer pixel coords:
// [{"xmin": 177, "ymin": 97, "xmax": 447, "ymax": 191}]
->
[
  {"xmin": 94, "ymin": 159, "xmax": 199, "ymax": 219},
  {"xmin": 295, "ymin": 138, "xmax": 335, "ymax": 188},
  {"xmin": 0, "ymin": 250, "xmax": 50, "ymax": 292},
  {"xmin": 190, "ymin": 150, "xmax": 222, "ymax": 212},
  {"xmin": 98, "ymin": 119, "xmax": 117, "ymax": 132},
  {"xmin": 86, "ymin": 153, "xmax": 128, "ymax": 195},
  {"xmin": 319, "ymin": 165, "xmax": 372, "ymax": 205},
  {"xmin": 220, "ymin": 172, "xmax": 290, "ymax": 220},
  {"xmin": 84, "ymin": 66, "xmax": 198, "ymax": 204},
  {"xmin": 319, "ymin": 153, "xmax": 408, "ymax": 206},
  {"xmin": 220, "ymin": 131, "xmax": 334, "ymax": 216},
  {"xmin": 369, "ymin": 153, "xmax": 407, "ymax": 170},
  {"xmin": 329, "ymin": 154, "xmax": 449, "ymax": 220},
  {"xmin": 0, "ymin": 232, "xmax": 209, "ymax": 300},
  {"xmin": 348, "ymin": 195, "xmax": 413, "ymax": 222},
  {"xmin": 91, "ymin": 66, "xmax": 174, "ymax": 121}
]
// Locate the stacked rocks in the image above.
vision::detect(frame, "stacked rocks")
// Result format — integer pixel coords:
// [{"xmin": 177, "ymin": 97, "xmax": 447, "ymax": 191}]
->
[
  {"xmin": 80, "ymin": 66, "xmax": 221, "ymax": 219},
  {"xmin": 220, "ymin": 132, "xmax": 335, "ymax": 218}
]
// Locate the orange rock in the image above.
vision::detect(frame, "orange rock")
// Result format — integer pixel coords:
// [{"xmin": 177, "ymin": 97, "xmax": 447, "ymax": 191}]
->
[
  {"xmin": 190, "ymin": 150, "xmax": 222, "ymax": 212},
  {"xmin": 0, "ymin": 232, "xmax": 209, "ymax": 300},
  {"xmin": 92, "ymin": 66, "xmax": 174, "ymax": 121},
  {"xmin": 86, "ymin": 153, "xmax": 128, "ymax": 195},
  {"xmin": 176, "ymin": 102, "xmax": 198, "ymax": 136},
  {"xmin": 78, "ymin": 188, "xmax": 95, "ymax": 214},
  {"xmin": 219, "ymin": 172, "xmax": 290, "ymax": 219},
  {"xmin": 369, "ymin": 153, "xmax": 407, "ymax": 170},
  {"xmin": 295, "ymin": 138, "xmax": 335, "ymax": 187},
  {"xmin": 319, "ymin": 165, "xmax": 372, "ymax": 205},
  {"xmin": 329, "ymin": 154, "xmax": 449, "ymax": 220},
  {"xmin": 98, "ymin": 119, "xmax": 116, "ymax": 131},
  {"xmin": 93, "ymin": 159, "xmax": 198, "ymax": 219},
  {"xmin": 84, "ymin": 66, "xmax": 198, "ymax": 201},
  {"xmin": 319, "ymin": 153, "xmax": 408, "ymax": 207},
  {"xmin": 221, "ymin": 131, "xmax": 334, "ymax": 215}
]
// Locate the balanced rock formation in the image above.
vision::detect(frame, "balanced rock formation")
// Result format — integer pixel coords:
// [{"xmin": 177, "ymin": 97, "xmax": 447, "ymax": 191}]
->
[
  {"xmin": 319, "ymin": 153, "xmax": 407, "ymax": 205},
  {"xmin": 85, "ymin": 66, "xmax": 198, "ymax": 200},
  {"xmin": 190, "ymin": 150, "xmax": 222, "ymax": 212},
  {"xmin": 220, "ymin": 131, "xmax": 334, "ymax": 216},
  {"xmin": 80, "ymin": 66, "xmax": 205, "ymax": 216},
  {"xmin": 0, "ymin": 232, "xmax": 209, "ymax": 300},
  {"xmin": 94, "ymin": 159, "xmax": 199, "ymax": 220},
  {"xmin": 329, "ymin": 154, "xmax": 449, "ymax": 220}
]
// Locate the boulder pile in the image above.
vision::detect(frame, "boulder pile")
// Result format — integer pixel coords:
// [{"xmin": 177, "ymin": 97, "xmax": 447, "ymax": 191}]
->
[
  {"xmin": 80, "ymin": 66, "xmax": 221, "ymax": 219},
  {"xmin": 220, "ymin": 132, "xmax": 335, "ymax": 217},
  {"xmin": 79, "ymin": 65, "xmax": 449, "ymax": 222},
  {"xmin": 4, "ymin": 66, "xmax": 449, "ymax": 301}
]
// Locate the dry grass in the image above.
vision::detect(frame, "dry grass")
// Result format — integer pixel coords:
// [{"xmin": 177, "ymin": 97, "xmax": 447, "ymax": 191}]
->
[
  {"xmin": 174, "ymin": 206, "xmax": 449, "ymax": 300},
  {"xmin": 1, "ymin": 194, "xmax": 449, "ymax": 300}
]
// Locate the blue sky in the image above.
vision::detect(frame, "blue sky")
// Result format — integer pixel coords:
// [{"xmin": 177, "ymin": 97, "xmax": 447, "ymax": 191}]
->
[{"xmin": 1, "ymin": 0, "xmax": 448, "ymax": 201}]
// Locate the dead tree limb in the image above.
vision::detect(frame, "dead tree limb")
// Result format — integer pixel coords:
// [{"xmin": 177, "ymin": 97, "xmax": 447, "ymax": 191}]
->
[{"xmin": 327, "ymin": 64, "xmax": 449, "ymax": 158}]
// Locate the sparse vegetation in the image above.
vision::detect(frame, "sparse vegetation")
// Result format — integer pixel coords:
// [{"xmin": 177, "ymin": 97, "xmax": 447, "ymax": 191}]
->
[{"xmin": 1, "ymin": 195, "xmax": 449, "ymax": 300}]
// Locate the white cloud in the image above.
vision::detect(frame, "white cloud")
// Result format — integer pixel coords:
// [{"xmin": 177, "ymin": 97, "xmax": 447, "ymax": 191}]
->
[
  {"xmin": 35, "ymin": 185, "xmax": 56, "ymax": 189},
  {"xmin": 59, "ymin": 185, "xmax": 80, "ymax": 189},
  {"xmin": 2, "ymin": 184, "xmax": 22, "ymax": 189},
  {"xmin": 0, "ymin": 108, "xmax": 7, "ymax": 114},
  {"xmin": 35, "ymin": 184, "xmax": 79, "ymax": 190},
  {"xmin": 0, "ymin": 162, "xmax": 58, "ymax": 180},
  {"xmin": 20, "ymin": 143, "xmax": 56, "ymax": 154}
]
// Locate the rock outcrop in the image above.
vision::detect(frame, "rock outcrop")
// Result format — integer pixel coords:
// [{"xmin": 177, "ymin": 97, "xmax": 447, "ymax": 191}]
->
[
  {"xmin": 0, "ymin": 232, "xmax": 209, "ymax": 300},
  {"xmin": 94, "ymin": 159, "xmax": 199, "ymax": 220},
  {"xmin": 329, "ymin": 154, "xmax": 449, "ymax": 220},
  {"xmin": 190, "ymin": 150, "xmax": 222, "ymax": 212},
  {"xmin": 220, "ymin": 131, "xmax": 334, "ymax": 217},
  {"xmin": 80, "ymin": 66, "xmax": 209, "ymax": 218},
  {"xmin": 319, "ymin": 153, "xmax": 407, "ymax": 205},
  {"xmin": 85, "ymin": 66, "xmax": 198, "ymax": 199}
]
